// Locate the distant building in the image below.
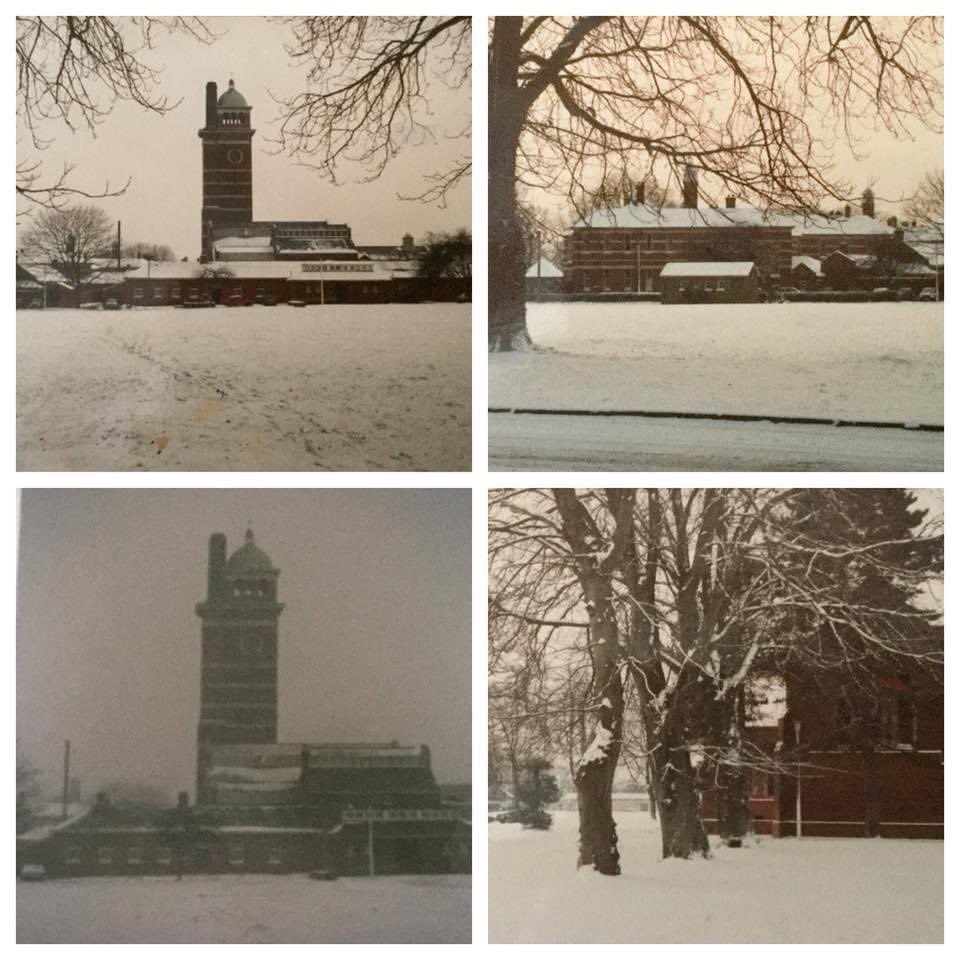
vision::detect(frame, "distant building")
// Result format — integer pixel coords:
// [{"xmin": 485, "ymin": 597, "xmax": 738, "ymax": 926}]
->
[
  {"xmin": 525, "ymin": 257, "xmax": 564, "ymax": 299},
  {"xmin": 561, "ymin": 185, "xmax": 937, "ymax": 297},
  {"xmin": 17, "ymin": 529, "xmax": 470, "ymax": 878}
]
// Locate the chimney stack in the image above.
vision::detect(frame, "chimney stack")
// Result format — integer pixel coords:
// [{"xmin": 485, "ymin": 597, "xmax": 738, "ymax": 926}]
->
[
  {"xmin": 887, "ymin": 215, "xmax": 898, "ymax": 228},
  {"xmin": 682, "ymin": 165, "xmax": 698, "ymax": 209},
  {"xmin": 205, "ymin": 81, "xmax": 218, "ymax": 129},
  {"xmin": 843, "ymin": 204, "xmax": 852, "ymax": 218},
  {"xmin": 636, "ymin": 182, "xmax": 646, "ymax": 206},
  {"xmin": 861, "ymin": 187, "xmax": 875, "ymax": 219},
  {"xmin": 725, "ymin": 196, "xmax": 736, "ymax": 209},
  {"xmin": 208, "ymin": 532, "xmax": 226, "ymax": 600}
]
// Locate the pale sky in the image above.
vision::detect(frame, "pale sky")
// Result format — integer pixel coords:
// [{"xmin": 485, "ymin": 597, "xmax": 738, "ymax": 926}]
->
[
  {"xmin": 17, "ymin": 489, "xmax": 472, "ymax": 801},
  {"xmin": 16, "ymin": 17, "xmax": 471, "ymax": 259}
]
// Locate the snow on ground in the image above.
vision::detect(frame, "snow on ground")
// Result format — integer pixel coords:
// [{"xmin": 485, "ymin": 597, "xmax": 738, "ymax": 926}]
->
[
  {"xmin": 17, "ymin": 872, "xmax": 471, "ymax": 943},
  {"xmin": 17, "ymin": 304, "xmax": 470, "ymax": 471},
  {"xmin": 489, "ymin": 812, "xmax": 942, "ymax": 943},
  {"xmin": 490, "ymin": 301, "xmax": 943, "ymax": 423},
  {"xmin": 490, "ymin": 413, "xmax": 942, "ymax": 471}
]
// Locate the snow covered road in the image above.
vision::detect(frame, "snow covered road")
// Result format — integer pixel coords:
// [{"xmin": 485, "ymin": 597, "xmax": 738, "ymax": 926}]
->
[
  {"xmin": 17, "ymin": 304, "xmax": 471, "ymax": 471},
  {"xmin": 489, "ymin": 412, "xmax": 942, "ymax": 471},
  {"xmin": 489, "ymin": 812, "xmax": 942, "ymax": 943},
  {"xmin": 18, "ymin": 872, "xmax": 471, "ymax": 943}
]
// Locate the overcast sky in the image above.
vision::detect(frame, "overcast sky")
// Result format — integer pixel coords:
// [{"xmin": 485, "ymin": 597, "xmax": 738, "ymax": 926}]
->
[
  {"xmin": 16, "ymin": 17, "xmax": 471, "ymax": 259},
  {"xmin": 17, "ymin": 489, "xmax": 471, "ymax": 801}
]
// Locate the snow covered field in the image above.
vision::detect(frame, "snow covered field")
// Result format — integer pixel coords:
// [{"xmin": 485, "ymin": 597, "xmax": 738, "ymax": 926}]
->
[
  {"xmin": 17, "ymin": 304, "xmax": 470, "ymax": 471},
  {"xmin": 489, "ymin": 301, "xmax": 942, "ymax": 470},
  {"xmin": 17, "ymin": 872, "xmax": 471, "ymax": 943},
  {"xmin": 489, "ymin": 812, "xmax": 942, "ymax": 943}
]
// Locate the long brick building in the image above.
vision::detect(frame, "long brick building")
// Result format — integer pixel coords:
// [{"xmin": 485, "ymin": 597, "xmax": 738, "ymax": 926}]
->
[{"xmin": 562, "ymin": 177, "xmax": 934, "ymax": 298}]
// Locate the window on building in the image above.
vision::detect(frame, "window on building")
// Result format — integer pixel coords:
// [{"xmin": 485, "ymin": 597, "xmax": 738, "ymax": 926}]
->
[
  {"xmin": 127, "ymin": 845, "xmax": 142, "ymax": 864},
  {"xmin": 156, "ymin": 847, "xmax": 172, "ymax": 865},
  {"xmin": 228, "ymin": 841, "xmax": 244, "ymax": 865},
  {"xmin": 133, "ymin": 287, "xmax": 143, "ymax": 300},
  {"xmin": 189, "ymin": 286, "xmax": 198, "ymax": 298},
  {"xmin": 171, "ymin": 286, "xmax": 180, "ymax": 299},
  {"xmin": 98, "ymin": 846, "xmax": 113, "ymax": 865},
  {"xmin": 705, "ymin": 279, "xmax": 715, "ymax": 292},
  {"xmin": 65, "ymin": 845, "xmax": 82, "ymax": 865},
  {"xmin": 268, "ymin": 846, "xmax": 282, "ymax": 866},
  {"xmin": 717, "ymin": 279, "xmax": 726, "ymax": 292},
  {"xmin": 153, "ymin": 286, "xmax": 162, "ymax": 300},
  {"xmin": 750, "ymin": 772, "xmax": 775, "ymax": 798}
]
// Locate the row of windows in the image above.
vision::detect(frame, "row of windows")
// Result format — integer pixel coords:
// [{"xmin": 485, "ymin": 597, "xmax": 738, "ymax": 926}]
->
[{"xmin": 67, "ymin": 842, "xmax": 282, "ymax": 867}]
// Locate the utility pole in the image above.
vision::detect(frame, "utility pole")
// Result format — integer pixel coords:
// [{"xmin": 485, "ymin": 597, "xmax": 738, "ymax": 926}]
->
[
  {"xmin": 116, "ymin": 220, "xmax": 121, "ymax": 270},
  {"xmin": 793, "ymin": 720, "xmax": 802, "ymax": 839},
  {"xmin": 367, "ymin": 808, "xmax": 375, "ymax": 877},
  {"xmin": 61, "ymin": 739, "xmax": 71, "ymax": 820}
]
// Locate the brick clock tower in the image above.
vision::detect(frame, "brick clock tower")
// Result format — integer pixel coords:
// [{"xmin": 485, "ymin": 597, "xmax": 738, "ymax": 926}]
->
[
  {"xmin": 194, "ymin": 529, "xmax": 284, "ymax": 801},
  {"xmin": 198, "ymin": 79, "xmax": 255, "ymax": 260}
]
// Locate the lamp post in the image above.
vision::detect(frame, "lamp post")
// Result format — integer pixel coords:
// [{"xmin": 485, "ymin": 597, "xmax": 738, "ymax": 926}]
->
[{"xmin": 793, "ymin": 719, "xmax": 802, "ymax": 839}]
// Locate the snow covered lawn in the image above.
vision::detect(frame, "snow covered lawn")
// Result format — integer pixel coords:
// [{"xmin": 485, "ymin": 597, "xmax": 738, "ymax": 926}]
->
[
  {"xmin": 17, "ymin": 872, "xmax": 471, "ymax": 943},
  {"xmin": 17, "ymin": 304, "xmax": 470, "ymax": 471},
  {"xmin": 489, "ymin": 812, "xmax": 942, "ymax": 943},
  {"xmin": 490, "ymin": 301, "xmax": 942, "ymax": 424}
]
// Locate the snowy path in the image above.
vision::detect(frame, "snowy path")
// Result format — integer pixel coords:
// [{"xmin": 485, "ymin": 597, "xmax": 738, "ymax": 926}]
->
[
  {"xmin": 18, "ymin": 873, "xmax": 471, "ymax": 943},
  {"xmin": 489, "ymin": 303, "xmax": 943, "ymax": 464},
  {"xmin": 489, "ymin": 412, "xmax": 942, "ymax": 471},
  {"xmin": 489, "ymin": 812, "xmax": 942, "ymax": 943},
  {"xmin": 17, "ymin": 305, "xmax": 471, "ymax": 471}
]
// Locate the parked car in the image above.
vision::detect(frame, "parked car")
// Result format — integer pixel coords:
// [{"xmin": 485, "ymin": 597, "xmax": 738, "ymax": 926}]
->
[
  {"xmin": 871, "ymin": 287, "xmax": 896, "ymax": 301},
  {"xmin": 774, "ymin": 286, "xmax": 802, "ymax": 302},
  {"xmin": 182, "ymin": 297, "xmax": 214, "ymax": 309},
  {"xmin": 224, "ymin": 294, "xmax": 252, "ymax": 307},
  {"xmin": 895, "ymin": 286, "xmax": 915, "ymax": 301},
  {"xmin": 19, "ymin": 863, "xmax": 46, "ymax": 881},
  {"xmin": 288, "ymin": 299, "xmax": 307, "ymax": 308},
  {"xmin": 262, "ymin": 293, "xmax": 277, "ymax": 306},
  {"xmin": 103, "ymin": 298, "xmax": 120, "ymax": 310},
  {"xmin": 918, "ymin": 286, "xmax": 938, "ymax": 301}
]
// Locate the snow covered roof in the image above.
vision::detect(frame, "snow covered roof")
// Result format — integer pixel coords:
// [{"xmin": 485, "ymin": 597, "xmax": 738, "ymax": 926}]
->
[
  {"xmin": 526, "ymin": 257, "xmax": 564, "ymax": 279},
  {"xmin": 19, "ymin": 263, "xmax": 71, "ymax": 285},
  {"xmin": 123, "ymin": 261, "xmax": 393, "ymax": 282},
  {"xmin": 210, "ymin": 766, "xmax": 301, "ymax": 783},
  {"xmin": 660, "ymin": 261, "xmax": 755, "ymax": 278},
  {"xmin": 574, "ymin": 203, "xmax": 895, "ymax": 237},
  {"xmin": 18, "ymin": 805, "xmax": 90, "ymax": 841},
  {"xmin": 791, "ymin": 255, "xmax": 823, "ymax": 275}
]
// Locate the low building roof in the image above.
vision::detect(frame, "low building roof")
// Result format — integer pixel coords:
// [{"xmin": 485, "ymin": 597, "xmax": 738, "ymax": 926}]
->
[
  {"xmin": 660, "ymin": 261, "xmax": 755, "ymax": 278},
  {"xmin": 124, "ymin": 261, "xmax": 393, "ymax": 282},
  {"xmin": 791, "ymin": 255, "xmax": 823, "ymax": 275}
]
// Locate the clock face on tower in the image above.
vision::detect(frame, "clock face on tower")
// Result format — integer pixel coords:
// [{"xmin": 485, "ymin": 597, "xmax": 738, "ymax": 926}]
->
[{"xmin": 227, "ymin": 148, "xmax": 244, "ymax": 165}]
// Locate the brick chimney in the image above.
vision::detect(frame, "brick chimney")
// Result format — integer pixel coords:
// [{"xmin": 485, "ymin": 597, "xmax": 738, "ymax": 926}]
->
[
  {"xmin": 887, "ymin": 215, "xmax": 898, "ymax": 228},
  {"xmin": 635, "ymin": 182, "xmax": 646, "ymax": 205},
  {"xmin": 205, "ymin": 81, "xmax": 218, "ymax": 129},
  {"xmin": 861, "ymin": 187, "xmax": 875, "ymax": 219},
  {"xmin": 725, "ymin": 196, "xmax": 736, "ymax": 209},
  {"xmin": 682, "ymin": 165, "xmax": 698, "ymax": 209},
  {"xmin": 844, "ymin": 204, "xmax": 852, "ymax": 218}
]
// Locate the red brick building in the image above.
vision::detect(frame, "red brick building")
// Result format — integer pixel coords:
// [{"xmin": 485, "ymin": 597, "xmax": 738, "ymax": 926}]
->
[{"xmin": 702, "ymin": 672, "xmax": 943, "ymax": 840}]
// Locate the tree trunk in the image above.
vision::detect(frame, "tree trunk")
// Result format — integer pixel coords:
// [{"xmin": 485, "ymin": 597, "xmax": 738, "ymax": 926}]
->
[
  {"xmin": 719, "ymin": 764, "xmax": 750, "ymax": 845},
  {"xmin": 488, "ymin": 18, "xmax": 530, "ymax": 351},
  {"xmin": 575, "ymin": 681, "xmax": 623, "ymax": 875},
  {"xmin": 652, "ymin": 737, "xmax": 710, "ymax": 859}
]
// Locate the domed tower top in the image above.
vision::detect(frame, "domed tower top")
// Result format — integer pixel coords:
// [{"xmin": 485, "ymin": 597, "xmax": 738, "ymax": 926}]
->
[
  {"xmin": 216, "ymin": 79, "xmax": 251, "ymax": 129},
  {"xmin": 218, "ymin": 79, "xmax": 249, "ymax": 110},
  {"xmin": 226, "ymin": 527, "xmax": 275, "ymax": 576}
]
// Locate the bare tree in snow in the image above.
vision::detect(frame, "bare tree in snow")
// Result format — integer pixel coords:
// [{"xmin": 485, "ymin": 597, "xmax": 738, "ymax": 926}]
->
[
  {"xmin": 489, "ymin": 488, "xmax": 942, "ymax": 873},
  {"xmin": 488, "ymin": 16, "xmax": 943, "ymax": 350}
]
